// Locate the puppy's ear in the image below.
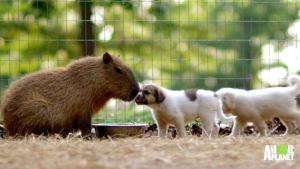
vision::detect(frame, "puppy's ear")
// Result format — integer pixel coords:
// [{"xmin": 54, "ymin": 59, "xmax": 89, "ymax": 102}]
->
[
  {"xmin": 155, "ymin": 89, "xmax": 165, "ymax": 104},
  {"xmin": 222, "ymin": 92, "xmax": 235, "ymax": 109}
]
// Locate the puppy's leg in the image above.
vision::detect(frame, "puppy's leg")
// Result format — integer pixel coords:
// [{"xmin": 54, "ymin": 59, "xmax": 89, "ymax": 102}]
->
[
  {"xmin": 173, "ymin": 119, "xmax": 186, "ymax": 138},
  {"xmin": 212, "ymin": 121, "xmax": 220, "ymax": 137},
  {"xmin": 198, "ymin": 112, "xmax": 217, "ymax": 137},
  {"xmin": 253, "ymin": 120, "xmax": 267, "ymax": 136},
  {"xmin": 156, "ymin": 119, "xmax": 168, "ymax": 139},
  {"xmin": 199, "ymin": 118, "xmax": 215, "ymax": 138},
  {"xmin": 280, "ymin": 119, "xmax": 297, "ymax": 135},
  {"xmin": 230, "ymin": 118, "xmax": 246, "ymax": 136},
  {"xmin": 201, "ymin": 122, "xmax": 213, "ymax": 138},
  {"xmin": 280, "ymin": 112, "xmax": 300, "ymax": 135}
]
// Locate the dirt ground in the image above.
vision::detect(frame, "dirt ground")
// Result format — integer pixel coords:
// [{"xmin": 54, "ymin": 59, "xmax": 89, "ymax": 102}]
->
[
  {"xmin": 0, "ymin": 118, "xmax": 298, "ymax": 169},
  {"xmin": 0, "ymin": 134, "xmax": 299, "ymax": 169}
]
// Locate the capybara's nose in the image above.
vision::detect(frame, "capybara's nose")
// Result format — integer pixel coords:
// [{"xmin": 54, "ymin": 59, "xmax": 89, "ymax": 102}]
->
[{"xmin": 130, "ymin": 88, "xmax": 139, "ymax": 100}]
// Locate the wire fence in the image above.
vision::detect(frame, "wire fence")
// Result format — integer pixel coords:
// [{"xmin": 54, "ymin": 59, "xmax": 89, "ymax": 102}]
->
[{"xmin": 0, "ymin": 0, "xmax": 299, "ymax": 124}]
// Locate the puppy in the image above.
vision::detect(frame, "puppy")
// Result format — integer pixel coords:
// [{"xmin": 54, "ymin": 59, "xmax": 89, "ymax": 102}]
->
[
  {"xmin": 134, "ymin": 84, "xmax": 236, "ymax": 138},
  {"xmin": 216, "ymin": 75, "xmax": 300, "ymax": 136}
]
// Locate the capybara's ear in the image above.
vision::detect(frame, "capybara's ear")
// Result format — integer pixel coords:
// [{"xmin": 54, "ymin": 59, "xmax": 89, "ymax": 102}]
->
[
  {"xmin": 156, "ymin": 89, "xmax": 165, "ymax": 103},
  {"xmin": 117, "ymin": 54, "xmax": 120, "ymax": 57},
  {"xmin": 103, "ymin": 52, "xmax": 112, "ymax": 64}
]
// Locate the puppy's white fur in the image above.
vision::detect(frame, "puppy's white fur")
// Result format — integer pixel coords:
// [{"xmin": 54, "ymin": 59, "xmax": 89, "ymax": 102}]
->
[
  {"xmin": 216, "ymin": 75, "xmax": 300, "ymax": 136},
  {"xmin": 135, "ymin": 84, "xmax": 236, "ymax": 138}
]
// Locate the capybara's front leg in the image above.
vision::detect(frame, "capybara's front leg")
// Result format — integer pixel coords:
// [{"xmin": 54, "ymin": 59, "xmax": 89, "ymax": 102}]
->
[
  {"xmin": 78, "ymin": 112, "xmax": 92, "ymax": 139},
  {"xmin": 81, "ymin": 124, "xmax": 92, "ymax": 140}
]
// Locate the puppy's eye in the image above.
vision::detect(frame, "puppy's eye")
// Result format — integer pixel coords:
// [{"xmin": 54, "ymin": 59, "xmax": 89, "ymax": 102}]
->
[
  {"xmin": 115, "ymin": 67, "xmax": 123, "ymax": 74},
  {"xmin": 144, "ymin": 90, "xmax": 151, "ymax": 95}
]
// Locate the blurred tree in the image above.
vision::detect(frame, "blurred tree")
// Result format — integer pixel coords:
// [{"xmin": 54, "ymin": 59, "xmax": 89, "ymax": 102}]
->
[
  {"xmin": 0, "ymin": 0, "xmax": 79, "ymax": 75},
  {"xmin": 0, "ymin": 0, "xmax": 299, "ymax": 90},
  {"xmin": 206, "ymin": 1, "xmax": 299, "ymax": 89},
  {"xmin": 95, "ymin": 0, "xmax": 299, "ymax": 90},
  {"xmin": 79, "ymin": 0, "xmax": 95, "ymax": 56}
]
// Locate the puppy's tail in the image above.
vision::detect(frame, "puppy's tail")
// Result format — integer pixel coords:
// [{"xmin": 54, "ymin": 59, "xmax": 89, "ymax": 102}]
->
[
  {"xmin": 287, "ymin": 74, "xmax": 300, "ymax": 97},
  {"xmin": 215, "ymin": 94, "xmax": 236, "ymax": 122}
]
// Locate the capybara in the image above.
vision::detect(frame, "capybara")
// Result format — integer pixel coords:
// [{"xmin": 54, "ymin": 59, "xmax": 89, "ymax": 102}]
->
[{"xmin": 1, "ymin": 52, "xmax": 140, "ymax": 137}]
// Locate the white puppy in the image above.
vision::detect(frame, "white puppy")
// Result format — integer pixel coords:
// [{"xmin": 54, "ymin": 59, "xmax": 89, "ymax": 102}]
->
[
  {"xmin": 134, "ymin": 84, "xmax": 236, "ymax": 138},
  {"xmin": 216, "ymin": 75, "xmax": 300, "ymax": 136}
]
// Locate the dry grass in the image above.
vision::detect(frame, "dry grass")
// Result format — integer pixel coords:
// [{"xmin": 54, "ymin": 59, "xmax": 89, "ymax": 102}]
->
[{"xmin": 0, "ymin": 135, "xmax": 299, "ymax": 169}]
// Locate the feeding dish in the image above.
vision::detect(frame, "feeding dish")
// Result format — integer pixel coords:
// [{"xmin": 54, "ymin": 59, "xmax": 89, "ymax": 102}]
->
[{"xmin": 92, "ymin": 123, "xmax": 148, "ymax": 138}]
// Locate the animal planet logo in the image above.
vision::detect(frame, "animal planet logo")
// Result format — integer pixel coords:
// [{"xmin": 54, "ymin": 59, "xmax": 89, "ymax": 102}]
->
[{"xmin": 264, "ymin": 145, "xmax": 294, "ymax": 160}]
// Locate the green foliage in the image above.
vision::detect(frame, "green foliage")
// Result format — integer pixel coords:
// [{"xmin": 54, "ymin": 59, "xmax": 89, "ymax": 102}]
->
[
  {"xmin": 31, "ymin": 1, "xmax": 55, "ymax": 18},
  {"xmin": 0, "ymin": 0, "xmax": 79, "ymax": 77}
]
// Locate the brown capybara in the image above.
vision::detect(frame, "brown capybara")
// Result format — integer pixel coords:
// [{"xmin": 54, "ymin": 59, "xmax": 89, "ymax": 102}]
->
[{"xmin": 1, "ymin": 52, "xmax": 140, "ymax": 137}]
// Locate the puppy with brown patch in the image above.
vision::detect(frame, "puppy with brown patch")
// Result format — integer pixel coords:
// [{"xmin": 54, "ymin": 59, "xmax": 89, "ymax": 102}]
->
[
  {"xmin": 216, "ymin": 75, "xmax": 300, "ymax": 136},
  {"xmin": 135, "ymin": 84, "xmax": 236, "ymax": 138}
]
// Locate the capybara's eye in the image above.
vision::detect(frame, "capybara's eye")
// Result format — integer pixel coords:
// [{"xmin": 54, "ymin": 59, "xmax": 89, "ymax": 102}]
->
[{"xmin": 115, "ymin": 67, "xmax": 123, "ymax": 74}]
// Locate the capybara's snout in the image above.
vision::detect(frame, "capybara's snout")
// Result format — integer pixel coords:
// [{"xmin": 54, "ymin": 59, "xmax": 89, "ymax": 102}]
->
[{"xmin": 128, "ymin": 84, "xmax": 140, "ymax": 101}]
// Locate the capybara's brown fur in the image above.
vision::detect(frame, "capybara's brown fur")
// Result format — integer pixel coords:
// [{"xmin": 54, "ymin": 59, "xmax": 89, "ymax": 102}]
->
[{"xmin": 1, "ymin": 52, "xmax": 140, "ymax": 137}]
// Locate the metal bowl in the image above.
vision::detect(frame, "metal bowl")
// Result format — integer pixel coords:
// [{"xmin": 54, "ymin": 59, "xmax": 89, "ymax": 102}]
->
[{"xmin": 92, "ymin": 123, "xmax": 148, "ymax": 138}]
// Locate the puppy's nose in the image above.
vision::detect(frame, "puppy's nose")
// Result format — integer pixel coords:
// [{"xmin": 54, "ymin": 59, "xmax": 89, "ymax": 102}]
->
[
  {"xmin": 135, "ymin": 93, "xmax": 141, "ymax": 99},
  {"xmin": 134, "ymin": 93, "xmax": 143, "ymax": 103}
]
